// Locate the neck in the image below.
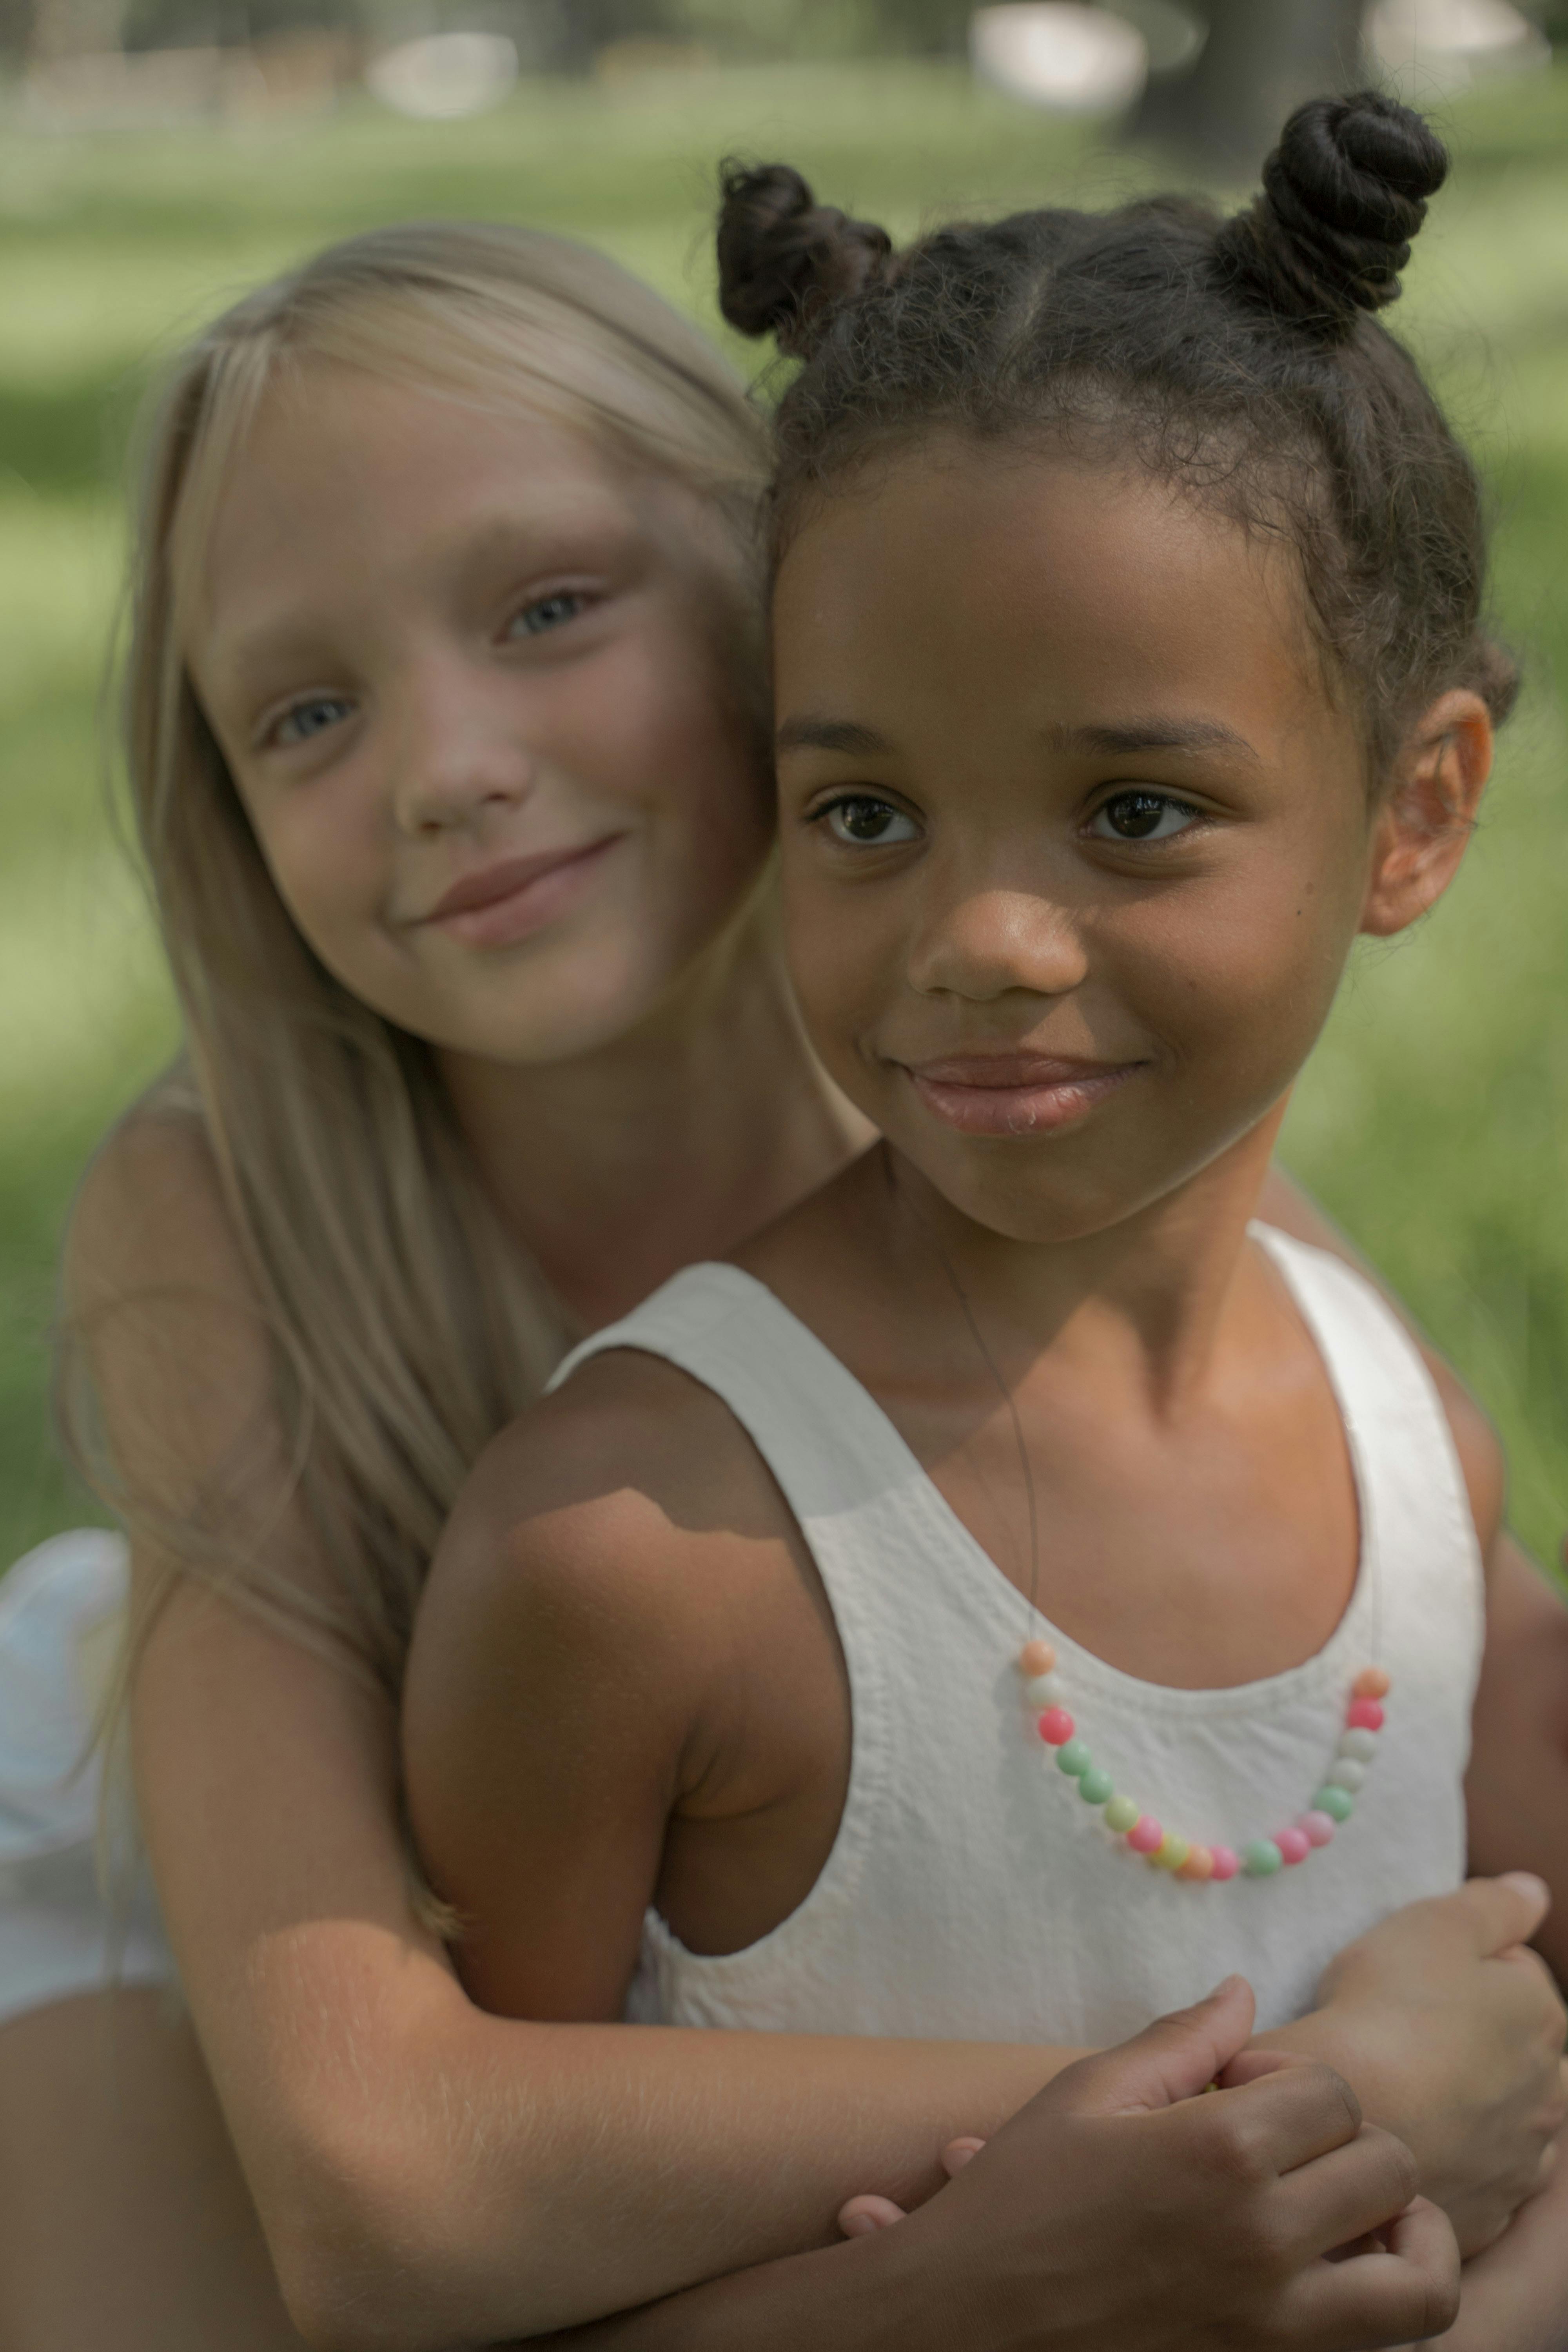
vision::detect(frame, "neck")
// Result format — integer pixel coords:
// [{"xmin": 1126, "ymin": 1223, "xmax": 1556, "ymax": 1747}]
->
[
  {"xmin": 439, "ymin": 890, "xmax": 867, "ymax": 1330},
  {"xmin": 887, "ymin": 1105, "xmax": 1290, "ymax": 1414}
]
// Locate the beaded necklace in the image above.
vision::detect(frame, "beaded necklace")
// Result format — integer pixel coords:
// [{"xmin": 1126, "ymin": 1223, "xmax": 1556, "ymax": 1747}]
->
[{"xmin": 927, "ymin": 1212, "xmax": 1388, "ymax": 1885}]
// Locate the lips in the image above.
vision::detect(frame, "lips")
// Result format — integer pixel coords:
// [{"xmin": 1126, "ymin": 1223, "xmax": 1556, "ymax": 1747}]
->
[
  {"xmin": 901, "ymin": 1052, "xmax": 1141, "ymax": 1137},
  {"xmin": 418, "ymin": 837, "xmax": 620, "ymax": 948}
]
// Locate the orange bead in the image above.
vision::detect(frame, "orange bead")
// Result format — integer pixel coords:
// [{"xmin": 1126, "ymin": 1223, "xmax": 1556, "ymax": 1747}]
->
[
  {"xmin": 1020, "ymin": 1639, "xmax": 1057, "ymax": 1677},
  {"xmin": 1353, "ymin": 1667, "xmax": 1391, "ymax": 1700},
  {"xmin": 1178, "ymin": 1845, "xmax": 1215, "ymax": 1882}
]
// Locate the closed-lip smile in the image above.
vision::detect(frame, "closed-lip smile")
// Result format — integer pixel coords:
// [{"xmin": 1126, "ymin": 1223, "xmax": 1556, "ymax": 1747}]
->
[
  {"xmin": 901, "ymin": 1050, "xmax": 1143, "ymax": 1137},
  {"xmin": 419, "ymin": 837, "xmax": 621, "ymax": 947}
]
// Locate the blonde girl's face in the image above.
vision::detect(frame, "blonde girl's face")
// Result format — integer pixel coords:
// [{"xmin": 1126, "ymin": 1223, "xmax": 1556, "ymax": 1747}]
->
[
  {"xmin": 773, "ymin": 437, "xmax": 1389, "ymax": 1245},
  {"xmin": 192, "ymin": 367, "xmax": 771, "ymax": 1065}
]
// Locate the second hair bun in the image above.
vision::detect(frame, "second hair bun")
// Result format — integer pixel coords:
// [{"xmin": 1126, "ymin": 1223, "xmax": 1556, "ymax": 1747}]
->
[
  {"xmin": 1236, "ymin": 90, "xmax": 1449, "ymax": 332},
  {"xmin": 717, "ymin": 162, "xmax": 894, "ymax": 356}
]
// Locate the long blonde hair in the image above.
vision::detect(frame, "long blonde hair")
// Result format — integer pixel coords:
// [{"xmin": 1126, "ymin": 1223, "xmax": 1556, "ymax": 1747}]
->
[{"xmin": 67, "ymin": 222, "xmax": 771, "ymax": 1696}]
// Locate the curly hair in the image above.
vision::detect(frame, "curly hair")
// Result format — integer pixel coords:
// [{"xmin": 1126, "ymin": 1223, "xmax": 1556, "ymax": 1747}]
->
[{"xmin": 717, "ymin": 92, "xmax": 1516, "ymax": 779}]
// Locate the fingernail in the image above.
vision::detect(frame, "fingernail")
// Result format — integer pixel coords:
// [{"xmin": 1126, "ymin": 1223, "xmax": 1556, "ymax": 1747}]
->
[
  {"xmin": 1502, "ymin": 1872, "xmax": 1550, "ymax": 1909},
  {"xmin": 1207, "ymin": 1974, "xmax": 1247, "ymax": 1999},
  {"xmin": 840, "ymin": 2211, "xmax": 878, "ymax": 2238}
]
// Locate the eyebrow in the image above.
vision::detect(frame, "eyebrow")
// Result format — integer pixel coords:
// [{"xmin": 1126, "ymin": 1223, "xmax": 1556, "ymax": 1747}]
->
[
  {"xmin": 1042, "ymin": 718, "xmax": 1262, "ymax": 768},
  {"xmin": 775, "ymin": 716, "xmax": 895, "ymax": 757}
]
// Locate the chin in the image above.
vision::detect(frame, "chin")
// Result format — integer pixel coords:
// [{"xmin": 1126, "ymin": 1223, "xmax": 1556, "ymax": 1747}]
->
[
  {"xmin": 437, "ymin": 944, "xmax": 694, "ymax": 1066},
  {"xmin": 901, "ymin": 1138, "xmax": 1160, "ymax": 1249}
]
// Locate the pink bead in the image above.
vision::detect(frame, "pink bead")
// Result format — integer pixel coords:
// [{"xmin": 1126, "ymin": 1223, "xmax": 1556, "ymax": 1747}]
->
[
  {"xmin": 1037, "ymin": 1708, "xmax": 1074, "ymax": 1746},
  {"xmin": 1020, "ymin": 1640, "xmax": 1057, "ymax": 1677},
  {"xmin": 1300, "ymin": 1811, "xmax": 1337, "ymax": 1848},
  {"xmin": 1208, "ymin": 1846, "xmax": 1240, "ymax": 1881},
  {"xmin": 1275, "ymin": 1826, "xmax": 1311, "ymax": 1866},
  {"xmin": 1127, "ymin": 1815, "xmax": 1164, "ymax": 1854},
  {"xmin": 1353, "ymin": 1667, "xmax": 1391, "ymax": 1700},
  {"xmin": 1346, "ymin": 1698, "xmax": 1385, "ymax": 1731}
]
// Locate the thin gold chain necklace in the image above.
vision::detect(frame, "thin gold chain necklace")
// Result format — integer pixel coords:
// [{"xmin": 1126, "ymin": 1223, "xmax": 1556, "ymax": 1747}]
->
[{"xmin": 911, "ymin": 1180, "xmax": 1388, "ymax": 1884}]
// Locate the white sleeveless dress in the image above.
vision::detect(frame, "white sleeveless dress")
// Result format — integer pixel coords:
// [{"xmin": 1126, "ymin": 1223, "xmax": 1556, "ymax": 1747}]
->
[
  {"xmin": 0, "ymin": 1530, "xmax": 174, "ymax": 2026},
  {"xmin": 549, "ymin": 1225, "xmax": 1485, "ymax": 2043}
]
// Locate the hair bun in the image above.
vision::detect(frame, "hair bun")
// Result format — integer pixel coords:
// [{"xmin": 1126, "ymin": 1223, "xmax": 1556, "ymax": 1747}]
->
[
  {"xmin": 1217, "ymin": 91, "xmax": 1448, "ymax": 337},
  {"xmin": 716, "ymin": 162, "xmax": 893, "ymax": 358}
]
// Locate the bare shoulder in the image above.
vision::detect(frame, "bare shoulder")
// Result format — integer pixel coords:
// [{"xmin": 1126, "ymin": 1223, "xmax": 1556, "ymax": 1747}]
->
[
  {"xmin": 416, "ymin": 1348, "xmax": 800, "ymax": 1696},
  {"xmin": 65, "ymin": 1087, "xmax": 253, "ymax": 1317},
  {"xmin": 62, "ymin": 1089, "xmax": 287, "ymax": 1515}
]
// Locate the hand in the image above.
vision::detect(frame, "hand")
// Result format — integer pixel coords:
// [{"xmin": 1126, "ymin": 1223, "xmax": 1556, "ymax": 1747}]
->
[
  {"xmin": 1407, "ymin": 2120, "xmax": 1568, "ymax": 2352},
  {"xmin": 1256, "ymin": 1876, "xmax": 1568, "ymax": 2256},
  {"xmin": 856, "ymin": 1975, "xmax": 1458, "ymax": 2350}
]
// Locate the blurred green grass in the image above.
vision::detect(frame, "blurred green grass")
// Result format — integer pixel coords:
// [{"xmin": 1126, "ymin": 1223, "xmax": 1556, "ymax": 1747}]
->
[{"xmin": 1, "ymin": 59, "xmax": 1565, "ymax": 1567}]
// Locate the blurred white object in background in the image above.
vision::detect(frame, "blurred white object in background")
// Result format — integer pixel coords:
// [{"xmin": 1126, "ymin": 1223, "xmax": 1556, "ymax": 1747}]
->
[
  {"xmin": 970, "ymin": 3, "xmax": 1149, "ymax": 114},
  {"xmin": 1365, "ymin": 0, "xmax": 1550, "ymax": 92},
  {"xmin": 367, "ymin": 30, "xmax": 518, "ymax": 120}
]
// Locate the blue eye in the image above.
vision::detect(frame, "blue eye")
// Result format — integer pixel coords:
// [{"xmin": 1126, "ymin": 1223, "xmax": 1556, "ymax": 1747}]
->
[
  {"xmin": 822, "ymin": 796, "xmax": 920, "ymax": 847},
  {"xmin": 273, "ymin": 695, "xmax": 353, "ymax": 748},
  {"xmin": 1090, "ymin": 792, "xmax": 1201, "ymax": 844},
  {"xmin": 510, "ymin": 591, "xmax": 588, "ymax": 638}
]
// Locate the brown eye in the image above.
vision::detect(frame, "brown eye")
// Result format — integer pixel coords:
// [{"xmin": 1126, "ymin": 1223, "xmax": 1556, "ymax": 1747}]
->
[
  {"xmin": 1092, "ymin": 792, "xmax": 1199, "ymax": 843},
  {"xmin": 823, "ymin": 796, "xmax": 918, "ymax": 846}
]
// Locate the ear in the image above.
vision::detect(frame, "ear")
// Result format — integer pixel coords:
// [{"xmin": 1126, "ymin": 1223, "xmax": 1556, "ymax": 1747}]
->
[{"xmin": 1359, "ymin": 689, "xmax": 1493, "ymax": 940}]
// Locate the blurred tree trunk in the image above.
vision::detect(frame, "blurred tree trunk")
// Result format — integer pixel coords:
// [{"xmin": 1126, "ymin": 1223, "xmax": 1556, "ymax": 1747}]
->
[
  {"xmin": 541, "ymin": 0, "xmax": 678, "ymax": 71},
  {"xmin": 1128, "ymin": 0, "xmax": 1367, "ymax": 176}
]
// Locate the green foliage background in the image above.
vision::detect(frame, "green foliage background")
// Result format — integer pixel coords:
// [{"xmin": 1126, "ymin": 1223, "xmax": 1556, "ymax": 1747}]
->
[{"xmin": 1, "ymin": 59, "xmax": 1564, "ymax": 1568}]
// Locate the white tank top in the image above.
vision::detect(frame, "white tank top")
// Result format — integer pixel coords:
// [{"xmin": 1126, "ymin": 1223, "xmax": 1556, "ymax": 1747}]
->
[{"xmin": 549, "ymin": 1225, "xmax": 1485, "ymax": 2042}]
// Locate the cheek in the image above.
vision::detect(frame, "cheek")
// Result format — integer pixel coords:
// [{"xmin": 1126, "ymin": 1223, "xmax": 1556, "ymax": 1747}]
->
[
  {"xmin": 241, "ymin": 781, "xmax": 385, "ymax": 969},
  {"xmin": 1112, "ymin": 846, "xmax": 1367, "ymax": 1098},
  {"xmin": 779, "ymin": 856, "xmax": 890, "ymax": 1076},
  {"xmin": 613, "ymin": 627, "xmax": 773, "ymax": 889}
]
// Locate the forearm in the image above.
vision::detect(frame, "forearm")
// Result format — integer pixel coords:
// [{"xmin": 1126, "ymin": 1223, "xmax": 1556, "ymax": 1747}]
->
[
  {"xmin": 532, "ymin": 2234, "xmax": 901, "ymax": 2352},
  {"xmin": 1467, "ymin": 1536, "xmax": 1568, "ymax": 1988},
  {"xmin": 227, "ymin": 1937, "xmax": 1078, "ymax": 2347}
]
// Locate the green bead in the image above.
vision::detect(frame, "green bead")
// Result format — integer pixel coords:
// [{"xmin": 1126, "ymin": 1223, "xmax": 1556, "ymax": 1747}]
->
[
  {"xmin": 1155, "ymin": 1834, "xmax": 1191, "ymax": 1871},
  {"xmin": 1078, "ymin": 1767, "xmax": 1115, "ymax": 1805},
  {"xmin": 1056, "ymin": 1737, "xmax": 1092, "ymax": 1777},
  {"xmin": 1313, "ymin": 1784, "xmax": 1356, "ymax": 1822},
  {"xmin": 1104, "ymin": 1793, "xmax": 1139, "ymax": 1833},
  {"xmin": 1242, "ymin": 1838, "xmax": 1284, "ymax": 1877}
]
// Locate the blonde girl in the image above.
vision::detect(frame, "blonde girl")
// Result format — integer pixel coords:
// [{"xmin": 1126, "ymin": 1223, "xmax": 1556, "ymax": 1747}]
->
[{"xmin": 0, "ymin": 209, "xmax": 1555, "ymax": 2348}]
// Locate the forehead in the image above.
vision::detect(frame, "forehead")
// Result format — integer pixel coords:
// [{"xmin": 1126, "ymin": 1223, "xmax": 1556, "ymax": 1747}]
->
[
  {"xmin": 772, "ymin": 436, "xmax": 1320, "ymax": 740},
  {"xmin": 192, "ymin": 367, "xmax": 639, "ymax": 668}
]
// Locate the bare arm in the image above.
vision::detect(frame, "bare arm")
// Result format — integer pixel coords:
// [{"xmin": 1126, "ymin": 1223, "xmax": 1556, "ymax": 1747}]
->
[
  {"xmin": 75, "ymin": 1115, "xmax": 1077, "ymax": 2350},
  {"xmin": 81, "ymin": 1136, "xmax": 1559, "ymax": 2346}
]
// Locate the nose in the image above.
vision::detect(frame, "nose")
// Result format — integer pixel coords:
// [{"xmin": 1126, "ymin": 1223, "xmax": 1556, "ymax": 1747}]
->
[
  {"xmin": 387, "ymin": 656, "xmax": 535, "ymax": 837},
  {"xmin": 907, "ymin": 886, "xmax": 1089, "ymax": 1004}
]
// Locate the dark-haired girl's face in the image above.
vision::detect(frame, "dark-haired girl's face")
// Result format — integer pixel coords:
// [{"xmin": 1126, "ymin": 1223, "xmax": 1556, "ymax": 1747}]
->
[{"xmin": 773, "ymin": 437, "xmax": 1392, "ymax": 1244}]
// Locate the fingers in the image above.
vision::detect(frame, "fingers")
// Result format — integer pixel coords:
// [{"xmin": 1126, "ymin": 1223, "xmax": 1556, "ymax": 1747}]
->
[
  {"xmin": 1279, "ymin": 2123, "xmax": 1421, "ymax": 2258},
  {"xmin": 1057, "ymin": 1974, "xmax": 1258, "ymax": 2117},
  {"xmin": 1454, "ymin": 1871, "xmax": 1552, "ymax": 1957},
  {"xmin": 942, "ymin": 2137, "xmax": 985, "ymax": 2177},
  {"xmin": 1218, "ymin": 2043, "xmax": 1326, "ymax": 2091},
  {"xmin": 1290, "ymin": 2198, "xmax": 1461, "ymax": 2351},
  {"xmin": 837, "ymin": 2193, "xmax": 907, "ymax": 2236},
  {"xmin": 1179, "ymin": 2060, "xmax": 1365, "ymax": 2185}
]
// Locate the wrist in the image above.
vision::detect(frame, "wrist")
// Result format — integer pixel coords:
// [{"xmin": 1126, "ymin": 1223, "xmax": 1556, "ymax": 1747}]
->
[{"xmin": 1250, "ymin": 2007, "xmax": 1401, "ymax": 2124}]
